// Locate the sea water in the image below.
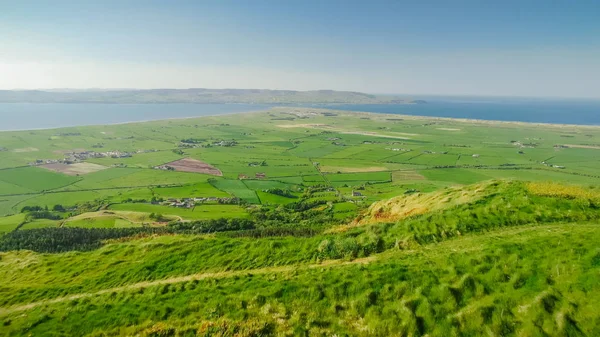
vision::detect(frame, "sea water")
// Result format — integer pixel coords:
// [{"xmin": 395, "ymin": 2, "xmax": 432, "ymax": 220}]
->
[{"xmin": 1, "ymin": 97, "xmax": 599, "ymax": 131}]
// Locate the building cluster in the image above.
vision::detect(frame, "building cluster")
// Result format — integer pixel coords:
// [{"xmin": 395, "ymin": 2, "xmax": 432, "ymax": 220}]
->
[
  {"xmin": 541, "ymin": 161, "xmax": 566, "ymax": 169},
  {"xmin": 160, "ymin": 197, "xmax": 239, "ymax": 208},
  {"xmin": 386, "ymin": 147, "xmax": 412, "ymax": 152},
  {"xmin": 178, "ymin": 139, "xmax": 238, "ymax": 149},
  {"xmin": 511, "ymin": 141, "xmax": 538, "ymax": 149},
  {"xmin": 179, "ymin": 142, "xmax": 203, "ymax": 149},
  {"xmin": 28, "ymin": 150, "xmax": 134, "ymax": 166}
]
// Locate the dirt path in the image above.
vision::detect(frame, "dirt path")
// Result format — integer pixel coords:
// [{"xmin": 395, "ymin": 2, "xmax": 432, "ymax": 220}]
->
[{"xmin": 0, "ymin": 256, "xmax": 375, "ymax": 316}]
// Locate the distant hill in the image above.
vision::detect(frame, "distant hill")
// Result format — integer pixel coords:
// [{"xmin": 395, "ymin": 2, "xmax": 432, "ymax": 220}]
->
[{"xmin": 0, "ymin": 88, "xmax": 421, "ymax": 104}]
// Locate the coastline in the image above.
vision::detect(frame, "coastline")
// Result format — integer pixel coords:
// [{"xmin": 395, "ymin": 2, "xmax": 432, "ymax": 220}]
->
[
  {"xmin": 1, "ymin": 103, "xmax": 600, "ymax": 133},
  {"xmin": 0, "ymin": 108, "xmax": 270, "ymax": 133},
  {"xmin": 275, "ymin": 107, "xmax": 600, "ymax": 130}
]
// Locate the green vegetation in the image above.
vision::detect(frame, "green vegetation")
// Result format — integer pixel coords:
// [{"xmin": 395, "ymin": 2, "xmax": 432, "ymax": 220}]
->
[{"xmin": 1, "ymin": 108, "xmax": 600, "ymax": 336}]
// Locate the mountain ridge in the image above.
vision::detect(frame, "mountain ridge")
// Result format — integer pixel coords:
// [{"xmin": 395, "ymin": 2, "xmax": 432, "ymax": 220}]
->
[{"xmin": 0, "ymin": 88, "xmax": 421, "ymax": 104}]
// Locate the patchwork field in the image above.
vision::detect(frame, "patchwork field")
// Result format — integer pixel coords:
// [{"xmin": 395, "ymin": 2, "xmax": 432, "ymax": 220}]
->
[{"xmin": 0, "ymin": 107, "xmax": 599, "ymax": 229}]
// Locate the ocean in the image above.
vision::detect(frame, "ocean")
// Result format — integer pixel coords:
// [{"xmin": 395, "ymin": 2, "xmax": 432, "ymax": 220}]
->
[
  {"xmin": 312, "ymin": 97, "xmax": 600, "ymax": 126},
  {"xmin": 0, "ymin": 97, "xmax": 599, "ymax": 131},
  {"xmin": 0, "ymin": 103, "xmax": 273, "ymax": 131}
]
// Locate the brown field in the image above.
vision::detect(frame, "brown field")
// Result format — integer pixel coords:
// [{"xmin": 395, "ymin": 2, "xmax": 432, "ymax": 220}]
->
[
  {"xmin": 392, "ymin": 170, "xmax": 426, "ymax": 181},
  {"xmin": 162, "ymin": 158, "xmax": 222, "ymax": 176},
  {"xmin": 41, "ymin": 162, "xmax": 108, "ymax": 175}
]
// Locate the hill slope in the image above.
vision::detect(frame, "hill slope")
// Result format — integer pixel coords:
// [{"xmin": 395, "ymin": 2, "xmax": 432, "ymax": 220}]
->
[
  {"xmin": 0, "ymin": 180, "xmax": 599, "ymax": 336},
  {"xmin": 0, "ymin": 89, "xmax": 417, "ymax": 104}
]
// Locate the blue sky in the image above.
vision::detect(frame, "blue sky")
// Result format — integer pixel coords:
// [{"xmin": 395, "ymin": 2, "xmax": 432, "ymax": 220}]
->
[{"xmin": 1, "ymin": 0, "xmax": 599, "ymax": 98}]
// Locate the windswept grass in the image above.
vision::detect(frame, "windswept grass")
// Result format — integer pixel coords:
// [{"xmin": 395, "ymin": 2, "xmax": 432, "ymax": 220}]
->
[{"xmin": 1, "ymin": 223, "xmax": 599, "ymax": 336}]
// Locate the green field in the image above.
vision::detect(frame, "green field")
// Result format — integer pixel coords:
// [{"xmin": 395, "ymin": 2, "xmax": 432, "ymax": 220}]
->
[
  {"xmin": 0, "ymin": 214, "xmax": 25, "ymax": 233},
  {"xmin": 209, "ymin": 179, "xmax": 260, "ymax": 203},
  {"xmin": 64, "ymin": 216, "xmax": 140, "ymax": 229},
  {"xmin": 108, "ymin": 203, "xmax": 249, "ymax": 220}
]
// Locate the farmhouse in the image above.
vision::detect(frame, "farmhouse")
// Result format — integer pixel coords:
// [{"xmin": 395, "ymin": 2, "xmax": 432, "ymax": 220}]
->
[
  {"xmin": 352, "ymin": 191, "xmax": 363, "ymax": 197},
  {"xmin": 256, "ymin": 172, "xmax": 267, "ymax": 179}
]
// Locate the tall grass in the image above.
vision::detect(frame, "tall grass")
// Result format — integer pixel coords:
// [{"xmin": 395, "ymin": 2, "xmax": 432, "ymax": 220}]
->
[{"xmin": 1, "ymin": 223, "xmax": 598, "ymax": 336}]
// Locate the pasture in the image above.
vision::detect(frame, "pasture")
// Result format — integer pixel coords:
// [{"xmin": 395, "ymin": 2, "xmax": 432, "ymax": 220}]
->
[{"xmin": 108, "ymin": 203, "xmax": 248, "ymax": 220}]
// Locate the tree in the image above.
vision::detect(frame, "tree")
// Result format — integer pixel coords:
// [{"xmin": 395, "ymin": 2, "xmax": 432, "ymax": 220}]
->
[{"xmin": 53, "ymin": 204, "xmax": 66, "ymax": 212}]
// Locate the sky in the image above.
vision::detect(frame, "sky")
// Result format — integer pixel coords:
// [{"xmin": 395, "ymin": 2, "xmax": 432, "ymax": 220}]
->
[{"xmin": 1, "ymin": 0, "xmax": 599, "ymax": 98}]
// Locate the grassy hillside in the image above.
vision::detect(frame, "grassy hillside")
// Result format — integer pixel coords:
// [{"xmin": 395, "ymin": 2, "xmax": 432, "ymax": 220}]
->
[
  {"xmin": 0, "ymin": 180, "xmax": 599, "ymax": 336},
  {"xmin": 0, "ymin": 223, "xmax": 598, "ymax": 336}
]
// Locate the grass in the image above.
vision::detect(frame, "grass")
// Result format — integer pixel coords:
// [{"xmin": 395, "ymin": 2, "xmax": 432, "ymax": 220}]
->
[
  {"xmin": 0, "ymin": 234, "xmax": 324, "ymax": 307},
  {"xmin": 0, "ymin": 167, "xmax": 79, "ymax": 193},
  {"xmin": 63, "ymin": 216, "xmax": 140, "ymax": 229},
  {"xmin": 209, "ymin": 179, "xmax": 260, "ymax": 203},
  {"xmin": 1, "ymin": 223, "xmax": 598, "ymax": 336},
  {"xmin": 0, "ymin": 214, "xmax": 26, "ymax": 233},
  {"xmin": 19, "ymin": 220, "xmax": 60, "ymax": 230},
  {"xmin": 108, "ymin": 203, "xmax": 249, "ymax": 220},
  {"xmin": 241, "ymin": 179, "xmax": 295, "ymax": 191},
  {"xmin": 420, "ymin": 168, "xmax": 492, "ymax": 185},
  {"xmin": 256, "ymin": 191, "xmax": 298, "ymax": 205},
  {"xmin": 326, "ymin": 171, "xmax": 391, "ymax": 182}
]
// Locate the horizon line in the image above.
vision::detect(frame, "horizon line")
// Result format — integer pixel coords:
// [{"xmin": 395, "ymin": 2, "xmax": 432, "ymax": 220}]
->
[{"xmin": 1, "ymin": 88, "xmax": 599, "ymax": 101}]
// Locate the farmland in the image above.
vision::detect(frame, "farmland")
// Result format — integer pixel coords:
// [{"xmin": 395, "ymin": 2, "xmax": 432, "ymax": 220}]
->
[
  {"xmin": 0, "ymin": 107, "xmax": 599, "ymax": 225},
  {"xmin": 1, "ymin": 107, "xmax": 600, "ymax": 336}
]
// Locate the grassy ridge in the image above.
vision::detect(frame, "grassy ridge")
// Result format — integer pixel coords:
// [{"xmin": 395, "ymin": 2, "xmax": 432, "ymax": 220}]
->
[
  {"xmin": 0, "ymin": 235, "xmax": 324, "ymax": 307},
  {"xmin": 1, "ymin": 223, "xmax": 598, "ymax": 336},
  {"xmin": 0, "ymin": 181, "xmax": 599, "ymax": 336}
]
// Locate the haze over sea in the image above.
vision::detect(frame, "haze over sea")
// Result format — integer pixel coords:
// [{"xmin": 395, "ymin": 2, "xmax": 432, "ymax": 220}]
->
[{"xmin": 1, "ymin": 97, "xmax": 599, "ymax": 131}]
